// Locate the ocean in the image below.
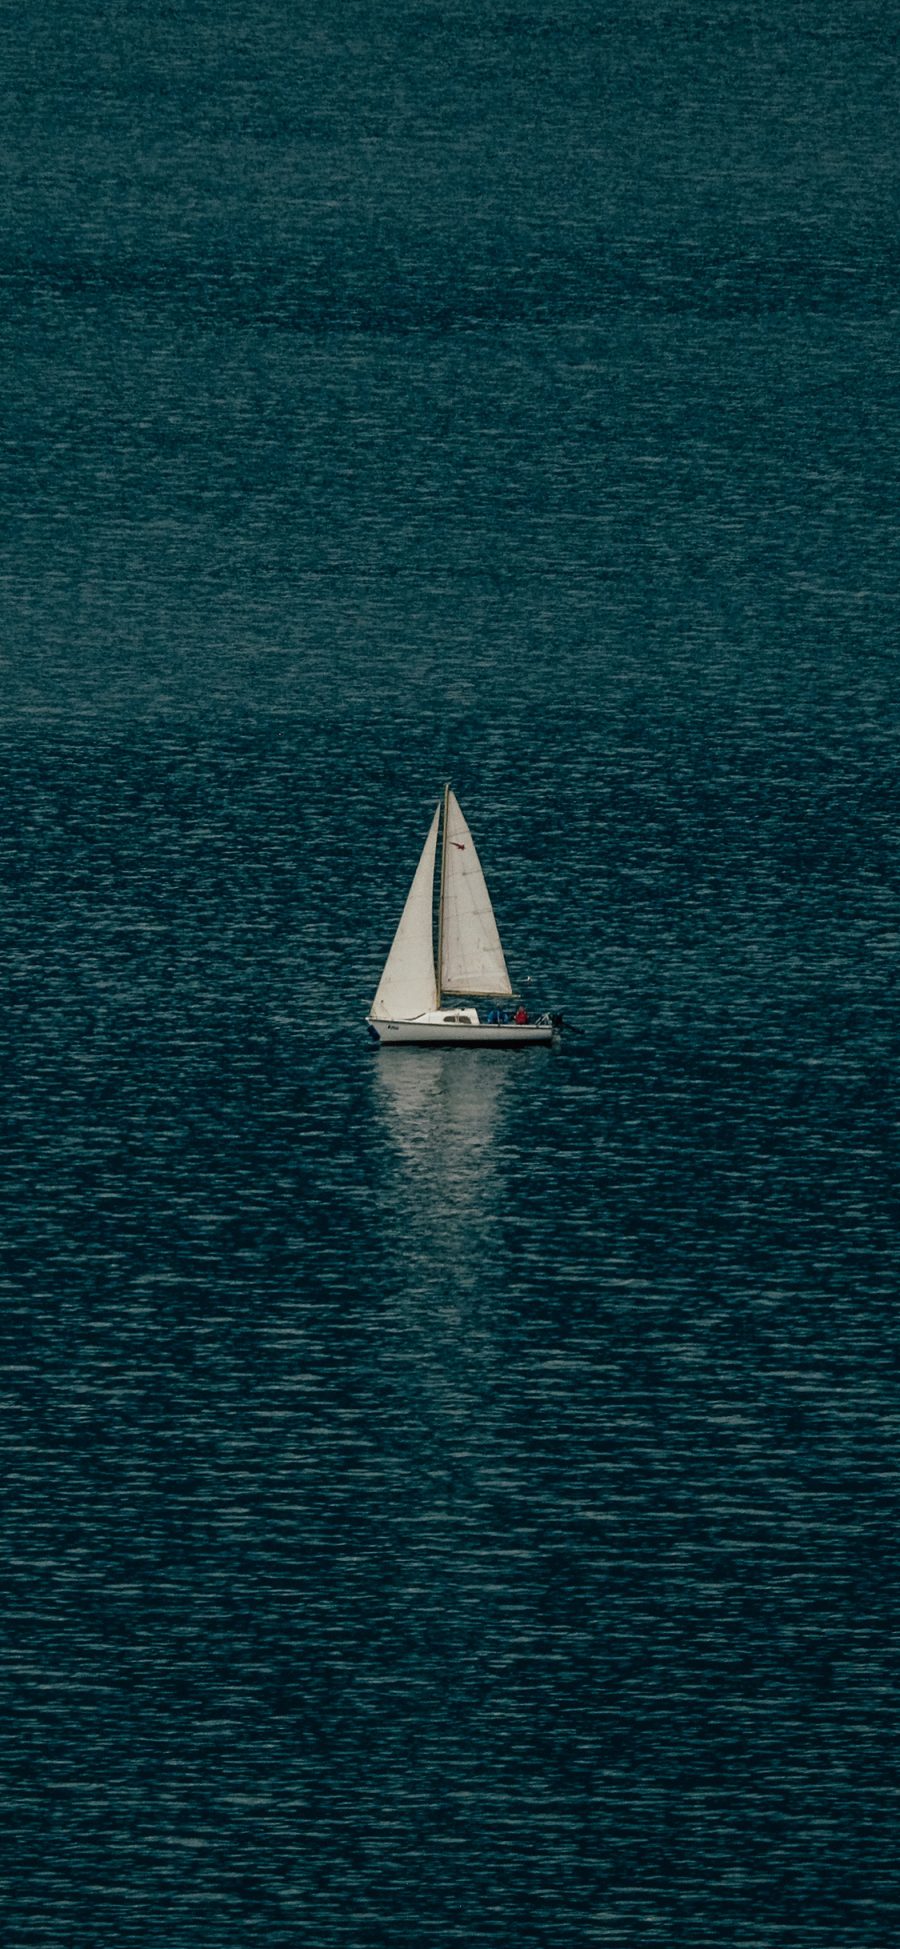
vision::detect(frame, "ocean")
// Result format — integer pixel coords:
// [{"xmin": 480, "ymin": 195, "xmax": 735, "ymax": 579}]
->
[{"xmin": 1, "ymin": 3, "xmax": 898, "ymax": 1943}]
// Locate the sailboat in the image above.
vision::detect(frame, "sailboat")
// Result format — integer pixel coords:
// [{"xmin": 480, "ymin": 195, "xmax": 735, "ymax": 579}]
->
[{"xmin": 366, "ymin": 786, "xmax": 559, "ymax": 1046}]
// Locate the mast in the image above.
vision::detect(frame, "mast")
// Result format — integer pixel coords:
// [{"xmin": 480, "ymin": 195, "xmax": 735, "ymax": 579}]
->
[{"xmin": 435, "ymin": 780, "xmax": 450, "ymax": 1005}]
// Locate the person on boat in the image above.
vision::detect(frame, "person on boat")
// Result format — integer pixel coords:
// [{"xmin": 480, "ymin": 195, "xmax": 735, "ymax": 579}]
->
[
  {"xmin": 514, "ymin": 1004, "xmax": 528, "ymax": 1025},
  {"xmin": 487, "ymin": 1007, "xmax": 499, "ymax": 1024}
]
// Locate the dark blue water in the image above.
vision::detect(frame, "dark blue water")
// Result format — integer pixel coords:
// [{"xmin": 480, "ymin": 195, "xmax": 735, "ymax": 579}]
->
[{"xmin": 2, "ymin": 4, "xmax": 898, "ymax": 1944}]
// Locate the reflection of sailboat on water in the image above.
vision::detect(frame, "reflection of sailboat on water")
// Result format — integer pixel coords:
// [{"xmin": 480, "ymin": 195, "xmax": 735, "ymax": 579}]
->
[
  {"xmin": 367, "ymin": 785, "xmax": 561, "ymax": 1046},
  {"xmin": 373, "ymin": 1049, "xmax": 510, "ymax": 1181},
  {"xmin": 372, "ymin": 1051, "xmax": 511, "ymax": 1432}
]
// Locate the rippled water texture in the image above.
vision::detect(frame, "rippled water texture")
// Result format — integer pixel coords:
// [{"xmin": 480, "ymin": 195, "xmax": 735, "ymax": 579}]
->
[{"xmin": 2, "ymin": 3, "xmax": 898, "ymax": 1944}]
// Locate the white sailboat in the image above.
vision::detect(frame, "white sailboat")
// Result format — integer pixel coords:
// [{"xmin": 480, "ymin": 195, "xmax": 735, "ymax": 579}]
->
[{"xmin": 367, "ymin": 786, "xmax": 559, "ymax": 1046}]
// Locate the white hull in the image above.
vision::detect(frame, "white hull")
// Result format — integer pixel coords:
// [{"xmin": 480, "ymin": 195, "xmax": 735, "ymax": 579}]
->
[{"xmin": 368, "ymin": 1017, "xmax": 554, "ymax": 1047}]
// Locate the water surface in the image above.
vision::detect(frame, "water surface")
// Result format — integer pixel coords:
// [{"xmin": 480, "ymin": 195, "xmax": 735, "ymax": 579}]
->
[{"xmin": 1, "ymin": 3, "xmax": 898, "ymax": 1943}]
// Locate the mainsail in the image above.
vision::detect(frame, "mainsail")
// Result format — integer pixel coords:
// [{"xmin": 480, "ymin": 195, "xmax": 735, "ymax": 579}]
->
[
  {"xmin": 370, "ymin": 805, "xmax": 439, "ymax": 1021},
  {"xmin": 439, "ymin": 790, "xmax": 513, "ymax": 999}
]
